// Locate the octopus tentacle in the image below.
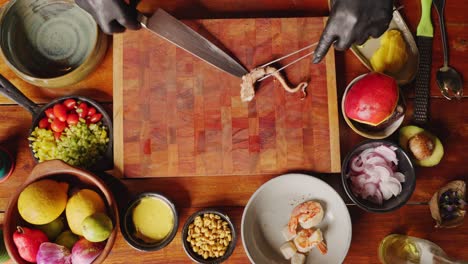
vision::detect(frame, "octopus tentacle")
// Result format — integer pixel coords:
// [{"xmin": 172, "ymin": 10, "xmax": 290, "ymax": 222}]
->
[{"xmin": 240, "ymin": 66, "xmax": 308, "ymax": 102}]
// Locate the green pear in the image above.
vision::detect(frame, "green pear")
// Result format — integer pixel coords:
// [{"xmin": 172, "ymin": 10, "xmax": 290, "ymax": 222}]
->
[
  {"xmin": 35, "ymin": 216, "xmax": 65, "ymax": 240},
  {"xmin": 82, "ymin": 213, "xmax": 113, "ymax": 242},
  {"xmin": 55, "ymin": 230, "xmax": 79, "ymax": 250}
]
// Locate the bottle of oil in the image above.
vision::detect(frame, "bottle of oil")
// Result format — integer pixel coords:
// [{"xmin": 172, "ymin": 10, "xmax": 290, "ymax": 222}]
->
[{"xmin": 378, "ymin": 234, "xmax": 467, "ymax": 264}]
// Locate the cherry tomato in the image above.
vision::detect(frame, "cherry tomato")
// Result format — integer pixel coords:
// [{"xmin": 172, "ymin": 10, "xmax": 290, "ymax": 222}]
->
[
  {"xmin": 77, "ymin": 102, "xmax": 88, "ymax": 118},
  {"xmin": 53, "ymin": 104, "xmax": 68, "ymax": 122},
  {"xmin": 89, "ymin": 113, "xmax": 103, "ymax": 123},
  {"xmin": 38, "ymin": 117, "xmax": 49, "ymax": 129},
  {"xmin": 54, "ymin": 132, "xmax": 62, "ymax": 141},
  {"xmin": 45, "ymin": 108, "xmax": 55, "ymax": 119},
  {"xmin": 66, "ymin": 113, "xmax": 79, "ymax": 125},
  {"xmin": 51, "ymin": 119, "xmax": 66, "ymax": 133},
  {"xmin": 63, "ymin": 99, "xmax": 76, "ymax": 110},
  {"xmin": 87, "ymin": 107, "xmax": 97, "ymax": 117}
]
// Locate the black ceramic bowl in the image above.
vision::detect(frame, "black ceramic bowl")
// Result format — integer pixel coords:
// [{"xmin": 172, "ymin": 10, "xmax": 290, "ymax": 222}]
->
[
  {"xmin": 182, "ymin": 210, "xmax": 236, "ymax": 264},
  {"xmin": 120, "ymin": 192, "xmax": 178, "ymax": 251},
  {"xmin": 341, "ymin": 140, "xmax": 416, "ymax": 213}
]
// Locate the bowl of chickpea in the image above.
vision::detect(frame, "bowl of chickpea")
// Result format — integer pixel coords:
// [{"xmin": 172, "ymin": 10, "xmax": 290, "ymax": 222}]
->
[{"xmin": 182, "ymin": 210, "xmax": 237, "ymax": 263}]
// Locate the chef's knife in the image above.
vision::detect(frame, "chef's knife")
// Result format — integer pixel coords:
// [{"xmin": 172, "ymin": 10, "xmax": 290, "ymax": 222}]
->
[
  {"xmin": 138, "ymin": 9, "xmax": 248, "ymax": 78},
  {"xmin": 414, "ymin": 0, "xmax": 434, "ymax": 125}
]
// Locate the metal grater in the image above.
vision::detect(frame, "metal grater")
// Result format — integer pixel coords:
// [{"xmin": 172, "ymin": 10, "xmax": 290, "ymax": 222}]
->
[
  {"xmin": 414, "ymin": 0, "xmax": 434, "ymax": 125},
  {"xmin": 414, "ymin": 37, "xmax": 433, "ymax": 124}
]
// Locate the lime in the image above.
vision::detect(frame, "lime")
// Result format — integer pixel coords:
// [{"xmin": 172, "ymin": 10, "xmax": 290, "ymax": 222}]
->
[
  {"xmin": 55, "ymin": 230, "xmax": 79, "ymax": 249},
  {"xmin": 82, "ymin": 212, "xmax": 113, "ymax": 242},
  {"xmin": 35, "ymin": 216, "xmax": 65, "ymax": 240}
]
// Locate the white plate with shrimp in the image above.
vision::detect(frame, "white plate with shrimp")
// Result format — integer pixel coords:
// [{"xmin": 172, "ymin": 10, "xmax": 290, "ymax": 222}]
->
[{"xmin": 241, "ymin": 174, "xmax": 352, "ymax": 264}]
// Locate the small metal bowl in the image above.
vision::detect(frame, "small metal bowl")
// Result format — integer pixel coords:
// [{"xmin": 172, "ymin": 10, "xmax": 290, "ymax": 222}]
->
[
  {"xmin": 341, "ymin": 140, "xmax": 416, "ymax": 213},
  {"xmin": 182, "ymin": 210, "xmax": 236, "ymax": 263},
  {"xmin": 120, "ymin": 192, "xmax": 178, "ymax": 251}
]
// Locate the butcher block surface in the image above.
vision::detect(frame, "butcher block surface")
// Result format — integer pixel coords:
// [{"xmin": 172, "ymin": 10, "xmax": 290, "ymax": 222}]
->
[{"xmin": 114, "ymin": 17, "xmax": 340, "ymax": 177}]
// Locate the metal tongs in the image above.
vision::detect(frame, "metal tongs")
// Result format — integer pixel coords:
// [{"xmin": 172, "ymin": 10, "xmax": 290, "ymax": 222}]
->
[{"xmin": 256, "ymin": 42, "xmax": 318, "ymax": 82}]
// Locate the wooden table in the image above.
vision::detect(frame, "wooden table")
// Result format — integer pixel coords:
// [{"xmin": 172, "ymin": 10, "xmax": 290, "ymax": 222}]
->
[{"xmin": 0, "ymin": 0, "xmax": 467, "ymax": 263}]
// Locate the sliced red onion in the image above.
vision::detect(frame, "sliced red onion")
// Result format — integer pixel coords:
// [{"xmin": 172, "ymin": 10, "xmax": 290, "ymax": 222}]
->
[
  {"xmin": 392, "ymin": 172, "xmax": 406, "ymax": 182},
  {"xmin": 350, "ymin": 155, "xmax": 365, "ymax": 172},
  {"xmin": 362, "ymin": 183, "xmax": 377, "ymax": 199},
  {"xmin": 348, "ymin": 144, "xmax": 404, "ymax": 205},
  {"xmin": 359, "ymin": 148, "xmax": 376, "ymax": 161},
  {"xmin": 368, "ymin": 190, "xmax": 383, "ymax": 205},
  {"xmin": 379, "ymin": 181, "xmax": 394, "ymax": 200},
  {"xmin": 374, "ymin": 145, "xmax": 398, "ymax": 165},
  {"xmin": 351, "ymin": 174, "xmax": 367, "ymax": 187},
  {"xmin": 366, "ymin": 156, "xmax": 387, "ymax": 166},
  {"xmin": 387, "ymin": 177, "xmax": 402, "ymax": 193}
]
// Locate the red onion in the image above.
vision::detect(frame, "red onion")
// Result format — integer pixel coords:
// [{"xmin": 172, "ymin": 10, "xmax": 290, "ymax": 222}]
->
[
  {"xmin": 71, "ymin": 238, "xmax": 105, "ymax": 264},
  {"xmin": 36, "ymin": 242, "xmax": 71, "ymax": 264},
  {"xmin": 348, "ymin": 145, "xmax": 405, "ymax": 205}
]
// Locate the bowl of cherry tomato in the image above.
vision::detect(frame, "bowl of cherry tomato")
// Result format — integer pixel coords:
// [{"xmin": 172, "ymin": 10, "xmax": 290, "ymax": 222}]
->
[{"xmin": 0, "ymin": 75, "xmax": 113, "ymax": 171}]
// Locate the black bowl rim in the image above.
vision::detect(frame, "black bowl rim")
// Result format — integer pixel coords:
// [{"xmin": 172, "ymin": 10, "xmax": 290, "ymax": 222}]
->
[
  {"xmin": 341, "ymin": 139, "xmax": 416, "ymax": 213},
  {"xmin": 181, "ymin": 209, "xmax": 237, "ymax": 264},
  {"xmin": 120, "ymin": 192, "xmax": 179, "ymax": 251}
]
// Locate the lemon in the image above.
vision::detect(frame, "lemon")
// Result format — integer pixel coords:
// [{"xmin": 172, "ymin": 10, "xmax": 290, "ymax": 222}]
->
[
  {"xmin": 18, "ymin": 179, "xmax": 69, "ymax": 225},
  {"xmin": 66, "ymin": 189, "xmax": 106, "ymax": 235}
]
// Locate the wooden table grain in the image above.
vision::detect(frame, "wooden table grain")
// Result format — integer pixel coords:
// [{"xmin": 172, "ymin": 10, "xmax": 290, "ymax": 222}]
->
[{"xmin": 0, "ymin": 0, "xmax": 466, "ymax": 263}]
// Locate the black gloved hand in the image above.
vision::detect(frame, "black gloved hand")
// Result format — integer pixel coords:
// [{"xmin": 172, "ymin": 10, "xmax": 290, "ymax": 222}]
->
[
  {"xmin": 75, "ymin": 0, "xmax": 141, "ymax": 35},
  {"xmin": 313, "ymin": 0, "xmax": 393, "ymax": 63}
]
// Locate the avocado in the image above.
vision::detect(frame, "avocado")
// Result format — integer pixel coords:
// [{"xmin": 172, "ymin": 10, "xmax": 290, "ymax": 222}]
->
[{"xmin": 399, "ymin": 125, "xmax": 444, "ymax": 167}]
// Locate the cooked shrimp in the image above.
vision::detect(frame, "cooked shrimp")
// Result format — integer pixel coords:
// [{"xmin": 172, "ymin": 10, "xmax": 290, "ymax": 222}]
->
[
  {"xmin": 288, "ymin": 201, "xmax": 324, "ymax": 234},
  {"xmin": 293, "ymin": 228, "xmax": 328, "ymax": 255}
]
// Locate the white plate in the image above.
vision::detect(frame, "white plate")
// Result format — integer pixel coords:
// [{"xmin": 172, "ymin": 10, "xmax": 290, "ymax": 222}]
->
[{"xmin": 241, "ymin": 174, "xmax": 352, "ymax": 264}]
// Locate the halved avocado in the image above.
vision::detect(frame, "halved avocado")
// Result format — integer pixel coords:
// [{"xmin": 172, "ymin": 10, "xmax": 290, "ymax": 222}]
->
[{"xmin": 399, "ymin": 125, "xmax": 444, "ymax": 167}]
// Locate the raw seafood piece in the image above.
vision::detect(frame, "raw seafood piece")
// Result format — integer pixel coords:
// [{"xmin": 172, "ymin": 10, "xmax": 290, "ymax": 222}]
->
[
  {"xmin": 293, "ymin": 228, "xmax": 327, "ymax": 254},
  {"xmin": 288, "ymin": 201, "xmax": 324, "ymax": 235},
  {"xmin": 240, "ymin": 66, "xmax": 307, "ymax": 102},
  {"xmin": 280, "ymin": 241, "xmax": 297, "ymax": 260}
]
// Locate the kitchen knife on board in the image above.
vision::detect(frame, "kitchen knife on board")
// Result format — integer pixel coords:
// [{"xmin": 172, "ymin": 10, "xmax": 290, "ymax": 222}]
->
[
  {"xmin": 414, "ymin": 0, "xmax": 434, "ymax": 125},
  {"xmin": 137, "ymin": 9, "xmax": 248, "ymax": 78}
]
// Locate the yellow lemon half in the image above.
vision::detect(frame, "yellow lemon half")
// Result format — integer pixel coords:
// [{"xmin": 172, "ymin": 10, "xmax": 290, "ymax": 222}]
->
[
  {"xmin": 18, "ymin": 179, "xmax": 69, "ymax": 225},
  {"xmin": 66, "ymin": 189, "xmax": 106, "ymax": 236}
]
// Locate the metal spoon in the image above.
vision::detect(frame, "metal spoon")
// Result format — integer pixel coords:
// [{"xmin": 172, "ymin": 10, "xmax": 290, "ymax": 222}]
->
[{"xmin": 433, "ymin": 0, "xmax": 463, "ymax": 100}]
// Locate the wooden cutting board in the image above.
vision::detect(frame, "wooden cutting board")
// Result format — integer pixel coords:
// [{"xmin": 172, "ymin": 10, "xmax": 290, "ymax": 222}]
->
[{"xmin": 114, "ymin": 17, "xmax": 340, "ymax": 178}]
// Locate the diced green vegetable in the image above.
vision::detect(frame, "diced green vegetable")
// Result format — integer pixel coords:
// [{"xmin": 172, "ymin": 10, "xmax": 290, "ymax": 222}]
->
[{"xmin": 29, "ymin": 120, "xmax": 109, "ymax": 168}]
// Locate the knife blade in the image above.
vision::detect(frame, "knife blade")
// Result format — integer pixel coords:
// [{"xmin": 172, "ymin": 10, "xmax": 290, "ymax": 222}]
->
[
  {"xmin": 413, "ymin": 0, "xmax": 434, "ymax": 125},
  {"xmin": 138, "ymin": 9, "xmax": 248, "ymax": 78}
]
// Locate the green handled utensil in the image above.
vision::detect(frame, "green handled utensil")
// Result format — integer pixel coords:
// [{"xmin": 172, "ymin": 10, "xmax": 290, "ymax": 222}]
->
[{"xmin": 414, "ymin": 0, "xmax": 434, "ymax": 125}]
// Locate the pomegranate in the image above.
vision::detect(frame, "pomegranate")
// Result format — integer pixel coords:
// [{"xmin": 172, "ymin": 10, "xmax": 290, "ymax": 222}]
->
[{"xmin": 344, "ymin": 73, "xmax": 400, "ymax": 127}]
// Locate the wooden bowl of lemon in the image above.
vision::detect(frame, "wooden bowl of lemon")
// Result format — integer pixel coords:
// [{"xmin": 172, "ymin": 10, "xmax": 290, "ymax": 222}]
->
[{"xmin": 3, "ymin": 160, "xmax": 118, "ymax": 264}]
